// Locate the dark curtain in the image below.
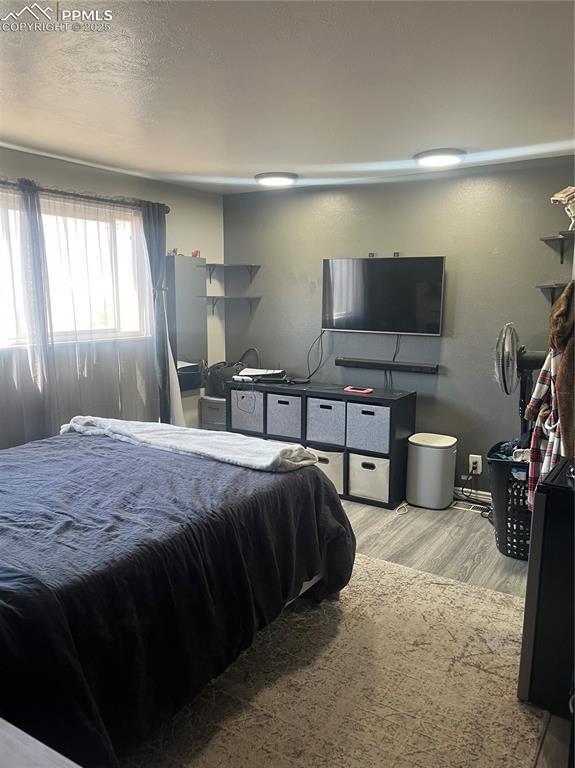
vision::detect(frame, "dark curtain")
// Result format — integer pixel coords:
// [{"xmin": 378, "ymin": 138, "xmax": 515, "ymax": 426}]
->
[{"xmin": 142, "ymin": 202, "xmax": 171, "ymax": 424}]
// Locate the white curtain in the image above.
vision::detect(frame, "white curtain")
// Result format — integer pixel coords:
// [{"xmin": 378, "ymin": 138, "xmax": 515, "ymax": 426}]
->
[{"xmin": 0, "ymin": 185, "xmax": 160, "ymax": 449}]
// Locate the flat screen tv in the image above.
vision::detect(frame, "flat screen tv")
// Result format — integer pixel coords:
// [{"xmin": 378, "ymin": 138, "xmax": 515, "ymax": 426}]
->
[{"xmin": 322, "ymin": 256, "xmax": 445, "ymax": 336}]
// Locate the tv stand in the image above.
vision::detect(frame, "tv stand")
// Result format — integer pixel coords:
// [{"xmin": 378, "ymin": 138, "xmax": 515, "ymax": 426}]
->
[{"xmin": 226, "ymin": 382, "xmax": 416, "ymax": 509}]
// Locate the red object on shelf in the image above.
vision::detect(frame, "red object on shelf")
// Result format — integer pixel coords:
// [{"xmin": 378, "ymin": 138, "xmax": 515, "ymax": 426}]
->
[{"xmin": 343, "ymin": 385, "xmax": 374, "ymax": 394}]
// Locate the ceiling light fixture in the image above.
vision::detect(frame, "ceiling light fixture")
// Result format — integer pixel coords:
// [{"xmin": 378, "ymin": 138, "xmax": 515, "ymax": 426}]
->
[
  {"xmin": 413, "ymin": 149, "xmax": 467, "ymax": 168},
  {"xmin": 255, "ymin": 172, "xmax": 299, "ymax": 187}
]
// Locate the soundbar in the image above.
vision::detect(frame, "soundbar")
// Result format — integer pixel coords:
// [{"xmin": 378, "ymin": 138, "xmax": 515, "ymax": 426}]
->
[{"xmin": 335, "ymin": 357, "xmax": 439, "ymax": 375}]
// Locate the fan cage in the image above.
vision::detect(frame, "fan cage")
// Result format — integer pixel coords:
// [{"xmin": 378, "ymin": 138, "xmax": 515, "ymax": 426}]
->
[{"xmin": 494, "ymin": 323, "xmax": 520, "ymax": 395}]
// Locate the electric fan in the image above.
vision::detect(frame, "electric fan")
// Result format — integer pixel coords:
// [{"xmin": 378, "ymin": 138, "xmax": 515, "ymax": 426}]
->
[{"xmin": 494, "ymin": 323, "xmax": 546, "ymax": 433}]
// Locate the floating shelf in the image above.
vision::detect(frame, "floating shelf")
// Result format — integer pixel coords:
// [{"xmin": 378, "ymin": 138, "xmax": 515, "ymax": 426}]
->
[
  {"xmin": 536, "ymin": 282, "xmax": 568, "ymax": 303},
  {"xmin": 200, "ymin": 295, "xmax": 261, "ymax": 314},
  {"xmin": 540, "ymin": 231, "xmax": 574, "ymax": 264},
  {"xmin": 205, "ymin": 263, "xmax": 260, "ymax": 282}
]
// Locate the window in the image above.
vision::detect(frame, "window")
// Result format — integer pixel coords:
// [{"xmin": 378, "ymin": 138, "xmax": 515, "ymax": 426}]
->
[{"xmin": 0, "ymin": 190, "xmax": 153, "ymax": 348}]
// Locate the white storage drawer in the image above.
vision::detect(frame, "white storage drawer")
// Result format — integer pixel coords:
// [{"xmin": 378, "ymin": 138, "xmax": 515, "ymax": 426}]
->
[
  {"xmin": 348, "ymin": 453, "xmax": 390, "ymax": 503},
  {"xmin": 346, "ymin": 402, "xmax": 391, "ymax": 454},
  {"xmin": 306, "ymin": 398, "xmax": 346, "ymax": 446},
  {"xmin": 200, "ymin": 396, "xmax": 227, "ymax": 431},
  {"xmin": 313, "ymin": 449, "xmax": 344, "ymax": 495},
  {"xmin": 230, "ymin": 390, "xmax": 264, "ymax": 434},
  {"xmin": 266, "ymin": 394, "xmax": 302, "ymax": 439}
]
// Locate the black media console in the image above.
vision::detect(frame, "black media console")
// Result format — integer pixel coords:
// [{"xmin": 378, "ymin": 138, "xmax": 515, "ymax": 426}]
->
[{"xmin": 226, "ymin": 382, "xmax": 416, "ymax": 509}]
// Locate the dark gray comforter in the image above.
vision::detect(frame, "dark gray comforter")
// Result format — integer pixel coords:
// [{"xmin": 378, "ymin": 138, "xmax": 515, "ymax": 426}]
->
[{"xmin": 0, "ymin": 433, "xmax": 355, "ymax": 767}]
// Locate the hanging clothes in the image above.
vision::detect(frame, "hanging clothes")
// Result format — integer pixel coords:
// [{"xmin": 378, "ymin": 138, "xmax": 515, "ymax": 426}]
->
[
  {"xmin": 549, "ymin": 280, "xmax": 574, "ymax": 459},
  {"xmin": 525, "ymin": 349, "xmax": 563, "ymax": 511},
  {"xmin": 524, "ymin": 280, "xmax": 574, "ymax": 510}
]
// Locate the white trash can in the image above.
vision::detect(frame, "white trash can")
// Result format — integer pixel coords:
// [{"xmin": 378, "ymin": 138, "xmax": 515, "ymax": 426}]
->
[{"xmin": 406, "ymin": 433, "xmax": 458, "ymax": 510}]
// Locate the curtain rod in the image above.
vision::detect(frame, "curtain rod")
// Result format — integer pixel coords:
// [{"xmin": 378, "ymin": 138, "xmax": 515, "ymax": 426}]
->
[{"xmin": 0, "ymin": 177, "xmax": 170, "ymax": 214}]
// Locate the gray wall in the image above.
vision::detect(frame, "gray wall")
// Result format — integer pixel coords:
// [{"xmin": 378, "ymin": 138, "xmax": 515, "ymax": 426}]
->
[
  {"xmin": 223, "ymin": 157, "xmax": 573, "ymax": 489},
  {"xmin": 175, "ymin": 255, "xmax": 208, "ymax": 364}
]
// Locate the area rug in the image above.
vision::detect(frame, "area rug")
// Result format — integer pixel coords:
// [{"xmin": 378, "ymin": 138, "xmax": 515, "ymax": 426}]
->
[{"xmin": 124, "ymin": 553, "xmax": 546, "ymax": 768}]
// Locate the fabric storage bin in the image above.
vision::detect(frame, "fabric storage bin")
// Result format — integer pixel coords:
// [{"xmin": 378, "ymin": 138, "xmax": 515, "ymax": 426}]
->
[
  {"xmin": 266, "ymin": 394, "xmax": 302, "ymax": 440},
  {"xmin": 200, "ymin": 396, "xmax": 227, "ymax": 431},
  {"xmin": 306, "ymin": 398, "xmax": 346, "ymax": 446},
  {"xmin": 346, "ymin": 402, "xmax": 391, "ymax": 454},
  {"xmin": 487, "ymin": 442, "xmax": 530, "ymax": 560},
  {"xmin": 313, "ymin": 449, "xmax": 344, "ymax": 495},
  {"xmin": 348, "ymin": 453, "xmax": 390, "ymax": 503},
  {"xmin": 230, "ymin": 390, "xmax": 264, "ymax": 434}
]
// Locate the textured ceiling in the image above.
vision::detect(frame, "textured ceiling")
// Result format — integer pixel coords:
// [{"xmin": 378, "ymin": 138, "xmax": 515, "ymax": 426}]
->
[{"xmin": 0, "ymin": 1, "xmax": 573, "ymax": 192}]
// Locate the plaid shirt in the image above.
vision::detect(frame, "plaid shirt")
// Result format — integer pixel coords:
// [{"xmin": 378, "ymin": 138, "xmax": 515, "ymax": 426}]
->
[{"xmin": 525, "ymin": 349, "xmax": 564, "ymax": 511}]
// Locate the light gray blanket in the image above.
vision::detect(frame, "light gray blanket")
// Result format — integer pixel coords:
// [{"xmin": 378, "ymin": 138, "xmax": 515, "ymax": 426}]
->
[{"xmin": 61, "ymin": 416, "xmax": 317, "ymax": 472}]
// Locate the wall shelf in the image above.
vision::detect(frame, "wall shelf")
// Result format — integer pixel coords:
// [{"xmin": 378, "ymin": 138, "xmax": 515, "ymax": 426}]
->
[
  {"xmin": 200, "ymin": 296, "xmax": 261, "ymax": 314},
  {"xmin": 205, "ymin": 263, "xmax": 260, "ymax": 283},
  {"xmin": 540, "ymin": 231, "xmax": 574, "ymax": 264},
  {"xmin": 536, "ymin": 282, "xmax": 568, "ymax": 303}
]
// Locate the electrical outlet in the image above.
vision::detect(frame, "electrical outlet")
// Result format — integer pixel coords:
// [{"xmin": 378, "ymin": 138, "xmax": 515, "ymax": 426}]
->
[{"xmin": 469, "ymin": 454, "xmax": 483, "ymax": 475}]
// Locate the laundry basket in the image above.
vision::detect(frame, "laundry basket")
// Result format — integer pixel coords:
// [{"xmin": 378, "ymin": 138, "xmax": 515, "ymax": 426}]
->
[{"xmin": 487, "ymin": 442, "xmax": 531, "ymax": 560}]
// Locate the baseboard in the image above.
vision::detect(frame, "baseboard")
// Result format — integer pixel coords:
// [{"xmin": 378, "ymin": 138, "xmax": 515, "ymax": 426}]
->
[{"xmin": 453, "ymin": 487, "xmax": 492, "ymax": 504}]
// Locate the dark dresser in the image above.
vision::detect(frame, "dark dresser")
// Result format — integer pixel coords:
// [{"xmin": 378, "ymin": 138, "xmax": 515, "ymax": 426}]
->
[{"xmin": 518, "ymin": 458, "xmax": 574, "ymax": 719}]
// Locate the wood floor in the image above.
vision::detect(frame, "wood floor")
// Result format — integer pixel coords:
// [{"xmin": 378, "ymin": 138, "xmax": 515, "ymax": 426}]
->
[
  {"xmin": 343, "ymin": 500, "xmax": 528, "ymax": 596},
  {"xmin": 342, "ymin": 500, "xmax": 571, "ymax": 768}
]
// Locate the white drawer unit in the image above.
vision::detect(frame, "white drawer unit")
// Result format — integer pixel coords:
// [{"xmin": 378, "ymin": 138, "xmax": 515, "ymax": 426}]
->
[
  {"xmin": 230, "ymin": 389, "xmax": 264, "ymax": 434},
  {"xmin": 346, "ymin": 402, "xmax": 391, "ymax": 454},
  {"xmin": 348, "ymin": 453, "xmax": 390, "ymax": 503},
  {"xmin": 266, "ymin": 393, "xmax": 302, "ymax": 440},
  {"xmin": 313, "ymin": 449, "xmax": 344, "ymax": 495},
  {"xmin": 199, "ymin": 396, "xmax": 227, "ymax": 431},
  {"xmin": 306, "ymin": 398, "xmax": 346, "ymax": 446}
]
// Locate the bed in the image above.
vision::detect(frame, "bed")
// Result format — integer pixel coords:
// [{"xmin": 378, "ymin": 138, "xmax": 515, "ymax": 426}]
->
[{"xmin": 0, "ymin": 431, "xmax": 355, "ymax": 768}]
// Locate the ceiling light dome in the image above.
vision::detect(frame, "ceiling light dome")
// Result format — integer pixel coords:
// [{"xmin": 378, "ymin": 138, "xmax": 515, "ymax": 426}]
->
[
  {"xmin": 413, "ymin": 149, "xmax": 467, "ymax": 168},
  {"xmin": 255, "ymin": 172, "xmax": 299, "ymax": 187}
]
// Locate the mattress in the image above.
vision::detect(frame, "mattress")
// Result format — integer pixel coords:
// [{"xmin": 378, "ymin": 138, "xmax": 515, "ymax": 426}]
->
[{"xmin": 0, "ymin": 433, "xmax": 355, "ymax": 767}]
